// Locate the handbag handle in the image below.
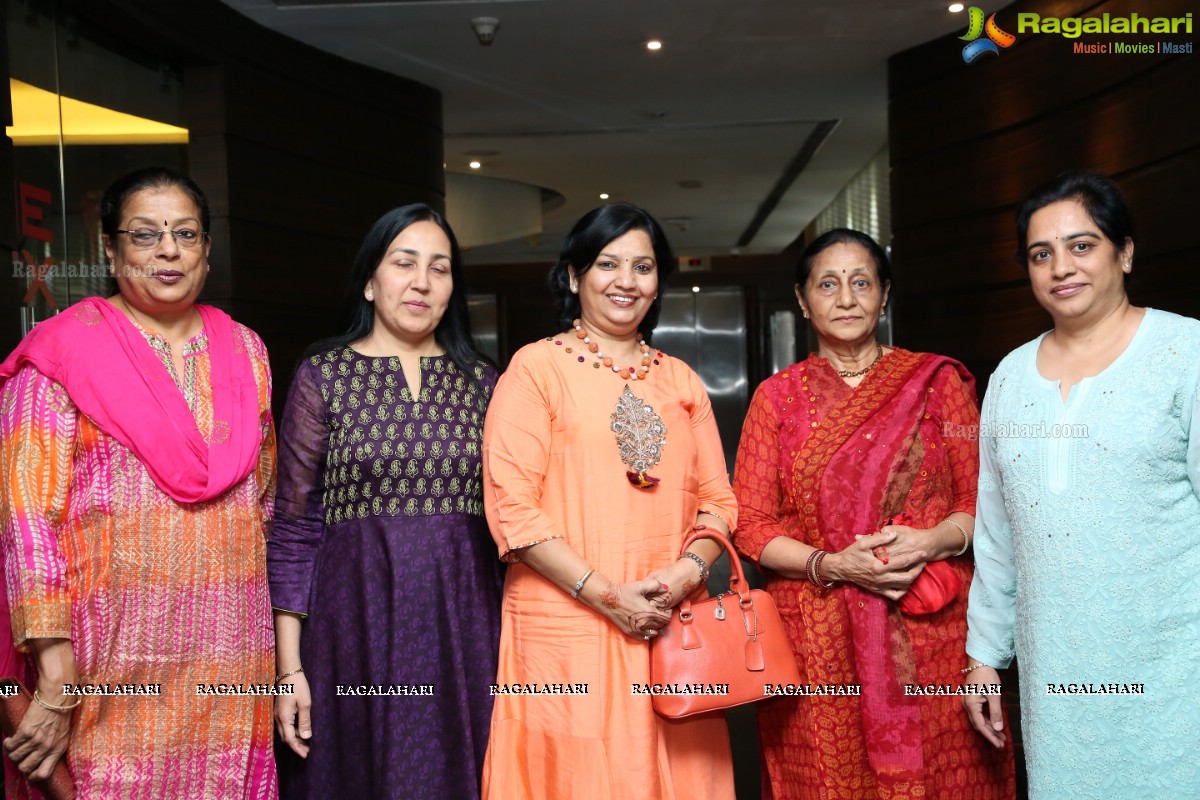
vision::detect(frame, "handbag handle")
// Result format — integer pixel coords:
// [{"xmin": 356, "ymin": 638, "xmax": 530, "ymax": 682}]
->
[
  {"xmin": 679, "ymin": 527, "xmax": 747, "ymax": 599},
  {"xmin": 676, "ymin": 528, "xmax": 766, "ymax": 671}
]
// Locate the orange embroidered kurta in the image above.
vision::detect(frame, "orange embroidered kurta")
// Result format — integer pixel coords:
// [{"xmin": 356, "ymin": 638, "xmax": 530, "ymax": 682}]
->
[
  {"xmin": 481, "ymin": 338, "xmax": 737, "ymax": 800},
  {"xmin": 733, "ymin": 350, "xmax": 1015, "ymax": 800},
  {"xmin": 0, "ymin": 323, "xmax": 277, "ymax": 799}
]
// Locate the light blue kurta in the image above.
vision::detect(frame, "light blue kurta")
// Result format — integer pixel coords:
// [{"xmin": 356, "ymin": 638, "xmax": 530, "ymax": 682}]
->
[{"xmin": 966, "ymin": 308, "xmax": 1200, "ymax": 799}]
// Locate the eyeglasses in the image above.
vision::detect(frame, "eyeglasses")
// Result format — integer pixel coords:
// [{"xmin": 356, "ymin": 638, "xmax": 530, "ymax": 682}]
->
[{"xmin": 114, "ymin": 228, "xmax": 208, "ymax": 249}]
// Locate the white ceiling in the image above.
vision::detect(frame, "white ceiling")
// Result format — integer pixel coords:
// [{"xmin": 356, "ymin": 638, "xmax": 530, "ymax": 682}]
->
[{"xmin": 220, "ymin": 0, "xmax": 969, "ymax": 264}]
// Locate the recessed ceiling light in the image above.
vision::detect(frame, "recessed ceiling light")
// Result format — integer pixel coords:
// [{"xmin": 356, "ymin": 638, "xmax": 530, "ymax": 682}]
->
[
  {"xmin": 646, "ymin": 39, "xmax": 663, "ymax": 51},
  {"xmin": 469, "ymin": 160, "xmax": 481, "ymax": 169},
  {"xmin": 599, "ymin": 193, "xmax": 609, "ymax": 200},
  {"xmin": 692, "ymin": 286, "xmax": 700, "ymax": 293},
  {"xmin": 948, "ymin": 3, "xmax": 965, "ymax": 11}
]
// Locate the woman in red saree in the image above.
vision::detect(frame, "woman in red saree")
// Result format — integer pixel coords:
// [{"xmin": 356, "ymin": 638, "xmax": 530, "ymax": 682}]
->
[{"xmin": 733, "ymin": 229, "xmax": 1015, "ymax": 799}]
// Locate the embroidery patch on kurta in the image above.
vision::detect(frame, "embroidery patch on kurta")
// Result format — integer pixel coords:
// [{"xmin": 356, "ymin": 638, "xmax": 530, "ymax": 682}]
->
[{"xmin": 610, "ymin": 385, "xmax": 666, "ymax": 487}]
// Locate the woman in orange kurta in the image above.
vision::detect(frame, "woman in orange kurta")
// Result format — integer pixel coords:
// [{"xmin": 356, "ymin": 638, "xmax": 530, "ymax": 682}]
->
[
  {"xmin": 733, "ymin": 229, "xmax": 1015, "ymax": 799},
  {"xmin": 482, "ymin": 203, "xmax": 737, "ymax": 799}
]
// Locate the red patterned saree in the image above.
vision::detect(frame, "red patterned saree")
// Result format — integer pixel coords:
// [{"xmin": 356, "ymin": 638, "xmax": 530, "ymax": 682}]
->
[{"xmin": 733, "ymin": 349, "xmax": 1015, "ymax": 800}]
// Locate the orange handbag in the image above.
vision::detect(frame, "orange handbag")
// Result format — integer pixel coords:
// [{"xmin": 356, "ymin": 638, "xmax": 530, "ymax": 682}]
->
[{"xmin": 649, "ymin": 530, "xmax": 801, "ymax": 719}]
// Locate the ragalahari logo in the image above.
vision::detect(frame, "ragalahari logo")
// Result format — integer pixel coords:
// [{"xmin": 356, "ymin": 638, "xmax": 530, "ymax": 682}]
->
[{"xmin": 959, "ymin": 7, "xmax": 1016, "ymax": 63}]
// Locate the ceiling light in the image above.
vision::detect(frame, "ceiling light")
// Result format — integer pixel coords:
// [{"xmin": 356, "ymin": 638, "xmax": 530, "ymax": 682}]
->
[
  {"xmin": 599, "ymin": 193, "xmax": 609, "ymax": 200},
  {"xmin": 646, "ymin": 39, "xmax": 663, "ymax": 51},
  {"xmin": 948, "ymin": 3, "xmax": 965, "ymax": 11},
  {"xmin": 691, "ymin": 286, "xmax": 700, "ymax": 293},
  {"xmin": 469, "ymin": 160, "xmax": 482, "ymax": 169}
]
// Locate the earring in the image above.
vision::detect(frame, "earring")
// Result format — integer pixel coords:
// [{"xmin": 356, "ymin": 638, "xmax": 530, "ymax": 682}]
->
[
  {"xmin": 366, "ymin": 290, "xmax": 374, "ymax": 301},
  {"xmin": 570, "ymin": 282, "xmax": 578, "ymax": 294}
]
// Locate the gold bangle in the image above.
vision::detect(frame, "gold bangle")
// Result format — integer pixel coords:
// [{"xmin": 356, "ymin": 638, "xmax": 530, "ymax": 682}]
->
[
  {"xmin": 33, "ymin": 689, "xmax": 82, "ymax": 713},
  {"xmin": 275, "ymin": 667, "xmax": 304, "ymax": 684},
  {"xmin": 947, "ymin": 518, "xmax": 970, "ymax": 557}
]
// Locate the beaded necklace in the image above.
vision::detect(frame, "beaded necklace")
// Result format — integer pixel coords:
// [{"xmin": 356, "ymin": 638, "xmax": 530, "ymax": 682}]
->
[{"xmin": 548, "ymin": 319, "xmax": 660, "ymax": 380}]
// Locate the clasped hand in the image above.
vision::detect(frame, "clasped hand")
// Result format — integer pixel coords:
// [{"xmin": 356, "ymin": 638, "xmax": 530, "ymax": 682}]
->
[
  {"xmin": 833, "ymin": 524, "xmax": 929, "ymax": 601},
  {"xmin": 598, "ymin": 557, "xmax": 705, "ymax": 640}
]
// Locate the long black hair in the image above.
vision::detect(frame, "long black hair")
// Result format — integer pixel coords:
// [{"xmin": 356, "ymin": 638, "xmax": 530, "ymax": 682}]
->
[
  {"xmin": 304, "ymin": 204, "xmax": 487, "ymax": 379},
  {"xmin": 547, "ymin": 202, "xmax": 675, "ymax": 340}
]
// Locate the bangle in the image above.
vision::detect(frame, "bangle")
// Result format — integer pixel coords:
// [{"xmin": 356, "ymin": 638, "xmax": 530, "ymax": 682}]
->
[
  {"xmin": 570, "ymin": 568, "xmax": 595, "ymax": 599},
  {"xmin": 947, "ymin": 518, "xmax": 970, "ymax": 556},
  {"xmin": 811, "ymin": 551, "xmax": 836, "ymax": 589},
  {"xmin": 276, "ymin": 667, "xmax": 304, "ymax": 684},
  {"xmin": 961, "ymin": 663, "xmax": 990, "ymax": 674},
  {"xmin": 681, "ymin": 552, "xmax": 709, "ymax": 584},
  {"xmin": 33, "ymin": 690, "xmax": 82, "ymax": 713},
  {"xmin": 805, "ymin": 550, "xmax": 821, "ymax": 587}
]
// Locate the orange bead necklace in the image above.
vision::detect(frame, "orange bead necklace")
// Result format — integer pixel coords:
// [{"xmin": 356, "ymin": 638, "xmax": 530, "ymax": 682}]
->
[{"xmin": 551, "ymin": 318, "xmax": 656, "ymax": 380}]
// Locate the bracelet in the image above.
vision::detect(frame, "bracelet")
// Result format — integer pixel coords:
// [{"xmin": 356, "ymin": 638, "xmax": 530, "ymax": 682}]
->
[
  {"xmin": 960, "ymin": 663, "xmax": 990, "ymax": 674},
  {"xmin": 811, "ymin": 551, "xmax": 837, "ymax": 589},
  {"xmin": 805, "ymin": 550, "xmax": 822, "ymax": 587},
  {"xmin": 947, "ymin": 518, "xmax": 970, "ymax": 557},
  {"xmin": 570, "ymin": 568, "xmax": 595, "ymax": 599},
  {"xmin": 681, "ymin": 551, "xmax": 709, "ymax": 584},
  {"xmin": 33, "ymin": 690, "xmax": 82, "ymax": 713},
  {"xmin": 275, "ymin": 667, "xmax": 304, "ymax": 684}
]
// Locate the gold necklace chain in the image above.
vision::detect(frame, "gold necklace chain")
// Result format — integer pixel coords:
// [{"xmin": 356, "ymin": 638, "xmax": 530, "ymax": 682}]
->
[{"xmin": 835, "ymin": 342, "xmax": 884, "ymax": 378}]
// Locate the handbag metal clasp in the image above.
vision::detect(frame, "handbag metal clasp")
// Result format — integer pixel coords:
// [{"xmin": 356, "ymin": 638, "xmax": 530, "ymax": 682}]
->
[{"xmin": 715, "ymin": 593, "xmax": 726, "ymax": 621}]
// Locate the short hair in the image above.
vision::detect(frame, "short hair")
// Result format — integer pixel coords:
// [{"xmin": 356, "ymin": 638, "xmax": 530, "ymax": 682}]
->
[
  {"xmin": 547, "ymin": 203, "xmax": 676, "ymax": 338},
  {"xmin": 100, "ymin": 167, "xmax": 210, "ymax": 236},
  {"xmin": 1014, "ymin": 170, "xmax": 1136, "ymax": 262},
  {"xmin": 305, "ymin": 204, "xmax": 486, "ymax": 377},
  {"xmin": 796, "ymin": 228, "xmax": 892, "ymax": 289}
]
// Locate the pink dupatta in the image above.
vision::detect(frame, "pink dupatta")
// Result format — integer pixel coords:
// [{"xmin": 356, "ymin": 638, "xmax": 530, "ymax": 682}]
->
[{"xmin": 791, "ymin": 350, "xmax": 974, "ymax": 792}]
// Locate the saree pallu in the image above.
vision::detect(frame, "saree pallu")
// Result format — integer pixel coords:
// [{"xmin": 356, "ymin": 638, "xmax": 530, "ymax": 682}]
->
[{"xmin": 734, "ymin": 349, "xmax": 1015, "ymax": 800}]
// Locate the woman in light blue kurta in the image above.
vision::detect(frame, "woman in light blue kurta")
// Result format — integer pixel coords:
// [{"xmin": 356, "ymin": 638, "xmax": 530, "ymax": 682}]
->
[{"xmin": 963, "ymin": 171, "xmax": 1200, "ymax": 799}]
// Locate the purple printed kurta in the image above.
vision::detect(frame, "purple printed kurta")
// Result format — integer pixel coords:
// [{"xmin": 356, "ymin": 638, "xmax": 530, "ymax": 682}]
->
[{"xmin": 268, "ymin": 348, "xmax": 503, "ymax": 800}]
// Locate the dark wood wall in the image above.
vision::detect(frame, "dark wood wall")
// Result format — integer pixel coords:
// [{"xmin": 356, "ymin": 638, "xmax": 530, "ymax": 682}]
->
[
  {"xmin": 889, "ymin": 0, "xmax": 1200, "ymax": 390},
  {"xmin": 8, "ymin": 0, "xmax": 445, "ymax": 410}
]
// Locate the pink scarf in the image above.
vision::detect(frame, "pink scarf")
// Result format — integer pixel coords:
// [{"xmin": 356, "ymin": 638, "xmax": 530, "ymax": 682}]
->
[{"xmin": 0, "ymin": 297, "xmax": 263, "ymax": 504}]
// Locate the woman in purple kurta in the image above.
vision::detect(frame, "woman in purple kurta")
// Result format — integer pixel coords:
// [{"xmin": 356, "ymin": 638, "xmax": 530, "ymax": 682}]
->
[{"xmin": 267, "ymin": 205, "xmax": 503, "ymax": 799}]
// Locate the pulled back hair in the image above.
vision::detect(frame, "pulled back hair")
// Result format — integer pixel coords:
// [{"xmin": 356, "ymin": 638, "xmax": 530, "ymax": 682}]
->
[
  {"xmin": 100, "ymin": 167, "xmax": 211, "ymax": 236},
  {"xmin": 303, "ymin": 204, "xmax": 487, "ymax": 381},
  {"xmin": 547, "ymin": 203, "xmax": 675, "ymax": 340},
  {"xmin": 796, "ymin": 228, "xmax": 892, "ymax": 290},
  {"xmin": 1014, "ymin": 170, "xmax": 1137, "ymax": 263}
]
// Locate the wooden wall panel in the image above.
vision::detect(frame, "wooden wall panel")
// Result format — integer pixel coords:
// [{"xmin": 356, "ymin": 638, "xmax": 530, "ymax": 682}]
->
[{"xmin": 889, "ymin": 0, "xmax": 1200, "ymax": 390}]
